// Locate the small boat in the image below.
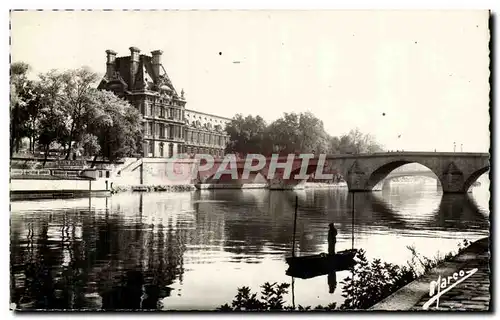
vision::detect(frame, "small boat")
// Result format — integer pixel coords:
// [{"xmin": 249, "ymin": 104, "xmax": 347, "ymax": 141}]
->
[{"xmin": 285, "ymin": 249, "xmax": 358, "ymax": 279}]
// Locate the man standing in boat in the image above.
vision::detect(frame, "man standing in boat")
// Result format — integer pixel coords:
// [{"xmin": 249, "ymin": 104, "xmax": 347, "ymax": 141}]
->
[{"xmin": 328, "ymin": 223, "xmax": 337, "ymax": 255}]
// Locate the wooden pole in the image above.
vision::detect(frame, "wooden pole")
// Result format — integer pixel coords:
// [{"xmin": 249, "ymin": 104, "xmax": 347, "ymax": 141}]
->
[
  {"xmin": 292, "ymin": 195, "xmax": 298, "ymax": 258},
  {"xmin": 350, "ymin": 192, "xmax": 356, "ymax": 286},
  {"xmin": 351, "ymin": 192, "xmax": 354, "ymax": 250}
]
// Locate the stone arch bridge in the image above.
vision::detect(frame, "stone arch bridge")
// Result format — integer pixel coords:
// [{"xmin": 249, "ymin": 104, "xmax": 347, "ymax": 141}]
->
[{"xmin": 198, "ymin": 152, "xmax": 489, "ymax": 193}]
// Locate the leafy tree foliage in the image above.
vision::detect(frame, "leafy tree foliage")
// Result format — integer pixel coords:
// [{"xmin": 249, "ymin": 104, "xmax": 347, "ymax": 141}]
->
[
  {"xmin": 217, "ymin": 282, "xmax": 336, "ymax": 311},
  {"xmin": 10, "ymin": 62, "xmax": 35, "ymax": 156},
  {"xmin": 86, "ymin": 90, "xmax": 143, "ymax": 162},
  {"xmin": 36, "ymin": 70, "xmax": 69, "ymax": 163},
  {"xmin": 10, "ymin": 62, "xmax": 143, "ymax": 164},
  {"xmin": 10, "ymin": 62, "xmax": 31, "ymax": 111},
  {"xmin": 225, "ymin": 114, "xmax": 271, "ymax": 156},
  {"xmin": 225, "ymin": 112, "xmax": 384, "ymax": 155},
  {"xmin": 339, "ymin": 249, "xmax": 416, "ymax": 310},
  {"xmin": 56, "ymin": 67, "xmax": 100, "ymax": 159},
  {"xmin": 330, "ymin": 128, "xmax": 384, "ymax": 154},
  {"xmin": 267, "ymin": 112, "xmax": 329, "ymax": 154}
]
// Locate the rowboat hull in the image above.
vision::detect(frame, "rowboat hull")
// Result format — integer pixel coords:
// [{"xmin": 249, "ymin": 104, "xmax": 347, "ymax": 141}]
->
[{"xmin": 285, "ymin": 249, "xmax": 358, "ymax": 279}]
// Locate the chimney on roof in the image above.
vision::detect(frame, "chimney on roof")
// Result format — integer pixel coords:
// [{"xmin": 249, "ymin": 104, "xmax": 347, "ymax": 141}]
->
[
  {"xmin": 129, "ymin": 47, "xmax": 141, "ymax": 90},
  {"xmin": 105, "ymin": 49, "xmax": 117, "ymax": 79},
  {"xmin": 151, "ymin": 50, "xmax": 163, "ymax": 80}
]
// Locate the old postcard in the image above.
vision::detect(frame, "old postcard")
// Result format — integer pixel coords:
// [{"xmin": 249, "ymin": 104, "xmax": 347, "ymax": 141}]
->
[{"xmin": 9, "ymin": 10, "xmax": 491, "ymax": 311}]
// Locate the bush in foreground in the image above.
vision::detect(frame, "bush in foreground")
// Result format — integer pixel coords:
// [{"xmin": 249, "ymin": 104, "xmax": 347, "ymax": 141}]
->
[{"xmin": 218, "ymin": 240, "xmax": 471, "ymax": 311}]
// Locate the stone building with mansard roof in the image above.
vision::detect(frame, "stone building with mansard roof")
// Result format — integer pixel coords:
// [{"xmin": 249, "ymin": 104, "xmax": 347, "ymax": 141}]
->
[{"xmin": 97, "ymin": 46, "xmax": 231, "ymax": 158}]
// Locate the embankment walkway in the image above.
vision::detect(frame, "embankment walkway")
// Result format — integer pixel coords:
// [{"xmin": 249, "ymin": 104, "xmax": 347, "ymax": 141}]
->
[{"xmin": 370, "ymin": 237, "xmax": 490, "ymax": 311}]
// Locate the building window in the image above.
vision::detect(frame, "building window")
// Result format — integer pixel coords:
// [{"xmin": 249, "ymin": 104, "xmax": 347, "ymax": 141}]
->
[
  {"xmin": 160, "ymin": 106, "xmax": 165, "ymax": 118},
  {"xmin": 149, "ymin": 141, "xmax": 154, "ymax": 155},
  {"xmin": 168, "ymin": 143, "xmax": 174, "ymax": 158},
  {"xmin": 147, "ymin": 122, "xmax": 153, "ymax": 136},
  {"xmin": 148, "ymin": 104, "xmax": 153, "ymax": 116},
  {"xmin": 177, "ymin": 144, "xmax": 182, "ymax": 154},
  {"xmin": 159, "ymin": 123, "xmax": 165, "ymax": 138},
  {"xmin": 169, "ymin": 125, "xmax": 173, "ymax": 139},
  {"xmin": 160, "ymin": 143, "xmax": 164, "ymax": 157}
]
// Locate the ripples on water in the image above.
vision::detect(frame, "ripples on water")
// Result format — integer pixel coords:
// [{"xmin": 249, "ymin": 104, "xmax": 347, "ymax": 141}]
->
[{"xmin": 10, "ymin": 178, "xmax": 490, "ymax": 310}]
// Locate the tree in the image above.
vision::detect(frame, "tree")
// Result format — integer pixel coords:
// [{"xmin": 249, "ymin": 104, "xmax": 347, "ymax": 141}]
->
[
  {"xmin": 10, "ymin": 62, "xmax": 31, "ymax": 111},
  {"xmin": 34, "ymin": 68, "xmax": 100, "ymax": 159},
  {"xmin": 267, "ymin": 112, "xmax": 329, "ymax": 154},
  {"xmin": 80, "ymin": 133, "xmax": 101, "ymax": 157},
  {"xmin": 10, "ymin": 62, "xmax": 32, "ymax": 156},
  {"xmin": 325, "ymin": 128, "xmax": 384, "ymax": 154},
  {"xmin": 86, "ymin": 90, "xmax": 143, "ymax": 164},
  {"xmin": 297, "ymin": 112, "xmax": 329, "ymax": 153},
  {"xmin": 224, "ymin": 112, "xmax": 384, "ymax": 156},
  {"xmin": 328, "ymin": 136, "xmax": 341, "ymax": 154},
  {"xmin": 338, "ymin": 128, "xmax": 384, "ymax": 154},
  {"xmin": 57, "ymin": 67, "xmax": 100, "ymax": 159},
  {"xmin": 225, "ymin": 114, "xmax": 271, "ymax": 156},
  {"xmin": 35, "ymin": 71, "xmax": 69, "ymax": 165}
]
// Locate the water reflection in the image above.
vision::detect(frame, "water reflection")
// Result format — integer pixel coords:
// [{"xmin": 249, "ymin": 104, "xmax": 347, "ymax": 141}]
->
[
  {"xmin": 10, "ymin": 183, "xmax": 489, "ymax": 310},
  {"xmin": 328, "ymin": 272, "xmax": 337, "ymax": 294},
  {"xmin": 10, "ymin": 196, "xmax": 187, "ymax": 310}
]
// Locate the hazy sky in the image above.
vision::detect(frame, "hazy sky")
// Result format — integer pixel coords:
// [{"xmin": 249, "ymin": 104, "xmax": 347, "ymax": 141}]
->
[{"xmin": 10, "ymin": 10, "xmax": 490, "ymax": 152}]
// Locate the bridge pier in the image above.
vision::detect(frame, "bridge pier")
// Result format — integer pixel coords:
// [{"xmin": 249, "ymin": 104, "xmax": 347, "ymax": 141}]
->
[{"xmin": 439, "ymin": 162, "xmax": 466, "ymax": 193}]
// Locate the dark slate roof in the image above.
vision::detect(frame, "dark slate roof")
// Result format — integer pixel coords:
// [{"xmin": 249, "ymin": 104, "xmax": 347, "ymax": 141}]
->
[
  {"xmin": 115, "ymin": 56, "xmax": 131, "ymax": 87},
  {"xmin": 98, "ymin": 53, "xmax": 179, "ymax": 96}
]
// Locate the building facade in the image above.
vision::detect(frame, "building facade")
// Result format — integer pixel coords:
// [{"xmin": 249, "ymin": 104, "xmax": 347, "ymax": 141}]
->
[{"xmin": 97, "ymin": 47, "xmax": 231, "ymax": 158}]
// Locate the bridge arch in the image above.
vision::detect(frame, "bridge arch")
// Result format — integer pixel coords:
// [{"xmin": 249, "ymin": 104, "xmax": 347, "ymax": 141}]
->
[
  {"xmin": 365, "ymin": 161, "xmax": 442, "ymax": 191},
  {"xmin": 463, "ymin": 166, "xmax": 489, "ymax": 192}
]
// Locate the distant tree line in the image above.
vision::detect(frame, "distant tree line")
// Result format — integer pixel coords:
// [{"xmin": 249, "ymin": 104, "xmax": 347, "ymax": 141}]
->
[
  {"xmin": 10, "ymin": 62, "xmax": 143, "ymax": 165},
  {"xmin": 225, "ymin": 113, "xmax": 384, "ymax": 156}
]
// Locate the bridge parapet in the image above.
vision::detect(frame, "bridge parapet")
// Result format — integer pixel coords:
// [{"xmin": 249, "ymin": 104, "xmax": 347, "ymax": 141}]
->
[{"xmin": 155, "ymin": 152, "xmax": 489, "ymax": 193}]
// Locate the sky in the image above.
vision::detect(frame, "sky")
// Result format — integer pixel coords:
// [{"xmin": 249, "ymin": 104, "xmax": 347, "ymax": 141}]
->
[{"xmin": 10, "ymin": 10, "xmax": 491, "ymax": 152}]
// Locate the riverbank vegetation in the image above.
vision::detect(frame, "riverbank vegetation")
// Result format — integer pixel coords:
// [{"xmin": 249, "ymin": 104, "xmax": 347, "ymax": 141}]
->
[{"xmin": 218, "ymin": 239, "xmax": 472, "ymax": 311}]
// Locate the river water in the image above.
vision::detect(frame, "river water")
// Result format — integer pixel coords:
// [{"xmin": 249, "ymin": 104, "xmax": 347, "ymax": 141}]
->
[{"xmin": 10, "ymin": 175, "xmax": 490, "ymax": 310}]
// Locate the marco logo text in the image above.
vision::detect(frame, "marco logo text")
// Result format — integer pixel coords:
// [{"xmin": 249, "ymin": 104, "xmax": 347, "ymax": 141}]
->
[{"xmin": 423, "ymin": 268, "xmax": 478, "ymax": 310}]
